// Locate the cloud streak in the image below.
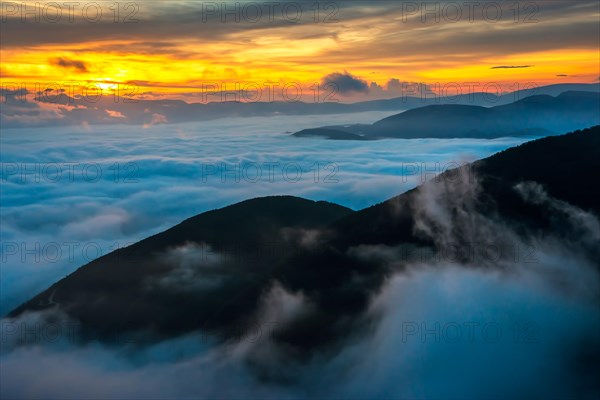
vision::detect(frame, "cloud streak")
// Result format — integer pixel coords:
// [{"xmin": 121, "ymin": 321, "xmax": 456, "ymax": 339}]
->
[
  {"xmin": 491, "ymin": 65, "xmax": 533, "ymax": 69},
  {"xmin": 49, "ymin": 58, "xmax": 88, "ymax": 72}
]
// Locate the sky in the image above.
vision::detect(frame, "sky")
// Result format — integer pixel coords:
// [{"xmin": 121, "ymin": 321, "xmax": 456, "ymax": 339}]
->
[{"xmin": 1, "ymin": 0, "xmax": 599, "ymax": 102}]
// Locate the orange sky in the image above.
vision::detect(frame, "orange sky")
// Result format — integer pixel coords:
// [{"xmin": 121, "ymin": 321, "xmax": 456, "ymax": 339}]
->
[{"xmin": 1, "ymin": 1, "xmax": 599, "ymax": 101}]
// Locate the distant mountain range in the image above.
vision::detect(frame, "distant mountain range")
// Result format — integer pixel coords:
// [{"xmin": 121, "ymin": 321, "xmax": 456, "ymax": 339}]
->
[
  {"xmin": 8, "ymin": 126, "xmax": 600, "ymax": 353},
  {"xmin": 293, "ymin": 91, "xmax": 600, "ymax": 139},
  {"xmin": 2, "ymin": 83, "xmax": 599, "ymax": 128}
]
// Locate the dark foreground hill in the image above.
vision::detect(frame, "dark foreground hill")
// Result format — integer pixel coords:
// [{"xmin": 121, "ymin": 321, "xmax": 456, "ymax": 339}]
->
[
  {"xmin": 8, "ymin": 126, "xmax": 600, "ymax": 354},
  {"xmin": 293, "ymin": 91, "xmax": 600, "ymax": 139}
]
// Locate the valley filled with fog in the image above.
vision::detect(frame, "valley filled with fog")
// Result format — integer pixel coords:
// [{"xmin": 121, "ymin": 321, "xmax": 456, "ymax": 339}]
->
[
  {"xmin": 0, "ymin": 112, "xmax": 533, "ymax": 315},
  {"xmin": 3, "ymin": 117, "xmax": 598, "ymax": 400}
]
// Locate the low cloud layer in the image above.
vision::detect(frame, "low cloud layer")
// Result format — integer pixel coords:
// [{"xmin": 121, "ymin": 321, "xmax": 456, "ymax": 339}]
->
[
  {"xmin": 0, "ymin": 114, "xmax": 530, "ymax": 315},
  {"xmin": 2, "ymin": 164, "xmax": 599, "ymax": 398}
]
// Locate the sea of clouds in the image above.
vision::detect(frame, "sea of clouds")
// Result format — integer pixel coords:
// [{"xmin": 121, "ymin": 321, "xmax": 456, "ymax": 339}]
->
[
  {"xmin": 5, "ymin": 113, "xmax": 593, "ymax": 400},
  {"xmin": 0, "ymin": 111, "xmax": 532, "ymax": 315}
]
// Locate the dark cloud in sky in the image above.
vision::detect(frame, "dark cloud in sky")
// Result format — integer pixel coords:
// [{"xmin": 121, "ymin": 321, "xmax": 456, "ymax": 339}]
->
[
  {"xmin": 491, "ymin": 65, "xmax": 533, "ymax": 69},
  {"xmin": 49, "ymin": 58, "xmax": 88, "ymax": 72},
  {"xmin": 322, "ymin": 72, "xmax": 369, "ymax": 94}
]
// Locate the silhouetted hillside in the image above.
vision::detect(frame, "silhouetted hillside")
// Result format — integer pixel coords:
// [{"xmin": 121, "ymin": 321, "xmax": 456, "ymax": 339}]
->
[
  {"xmin": 5, "ymin": 83, "xmax": 598, "ymax": 128},
  {"xmin": 8, "ymin": 197, "xmax": 353, "ymax": 342},
  {"xmin": 331, "ymin": 126, "xmax": 600, "ymax": 247},
  {"xmin": 293, "ymin": 91, "xmax": 600, "ymax": 139}
]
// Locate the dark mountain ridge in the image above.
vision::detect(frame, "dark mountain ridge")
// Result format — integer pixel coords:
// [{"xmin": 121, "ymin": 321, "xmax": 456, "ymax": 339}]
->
[
  {"xmin": 293, "ymin": 91, "xmax": 600, "ymax": 139},
  {"xmin": 3, "ymin": 83, "xmax": 599, "ymax": 128}
]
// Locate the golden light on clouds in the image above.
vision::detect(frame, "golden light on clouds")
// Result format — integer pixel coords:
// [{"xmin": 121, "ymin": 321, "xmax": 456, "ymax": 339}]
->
[{"xmin": 1, "ymin": 1, "xmax": 598, "ymax": 100}]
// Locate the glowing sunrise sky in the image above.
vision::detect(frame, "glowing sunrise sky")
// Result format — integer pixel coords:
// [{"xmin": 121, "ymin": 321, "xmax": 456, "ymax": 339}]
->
[{"xmin": 1, "ymin": 0, "xmax": 599, "ymax": 101}]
